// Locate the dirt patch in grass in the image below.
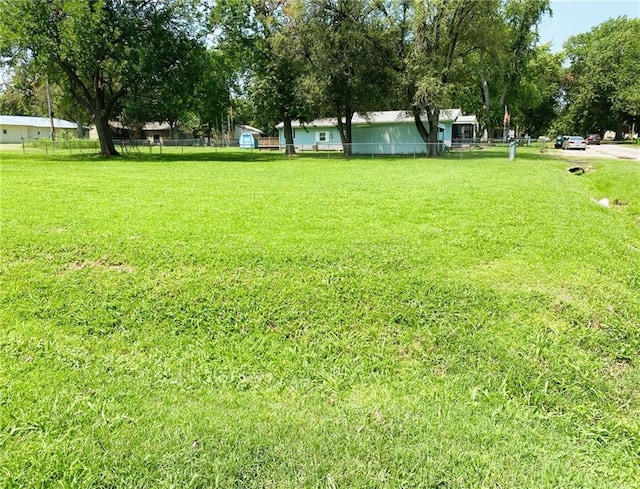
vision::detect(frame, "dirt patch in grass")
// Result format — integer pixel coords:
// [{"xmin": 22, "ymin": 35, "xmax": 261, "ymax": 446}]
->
[
  {"xmin": 66, "ymin": 255, "xmax": 135, "ymax": 273},
  {"xmin": 603, "ymin": 360, "xmax": 631, "ymax": 379}
]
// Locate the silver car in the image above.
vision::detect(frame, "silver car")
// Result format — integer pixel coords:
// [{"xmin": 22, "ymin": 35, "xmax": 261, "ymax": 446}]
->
[{"xmin": 562, "ymin": 136, "xmax": 587, "ymax": 150}]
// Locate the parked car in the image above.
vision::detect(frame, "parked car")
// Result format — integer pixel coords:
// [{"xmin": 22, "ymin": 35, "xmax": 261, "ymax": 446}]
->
[
  {"xmin": 554, "ymin": 135, "xmax": 568, "ymax": 149},
  {"xmin": 586, "ymin": 134, "xmax": 601, "ymax": 145},
  {"xmin": 562, "ymin": 136, "xmax": 587, "ymax": 150}
]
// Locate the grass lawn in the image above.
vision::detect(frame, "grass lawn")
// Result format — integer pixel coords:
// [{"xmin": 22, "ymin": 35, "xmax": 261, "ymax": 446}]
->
[{"xmin": 1, "ymin": 147, "xmax": 639, "ymax": 487}]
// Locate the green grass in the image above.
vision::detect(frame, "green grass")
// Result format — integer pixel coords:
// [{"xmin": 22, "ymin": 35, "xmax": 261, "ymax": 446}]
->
[{"xmin": 1, "ymin": 147, "xmax": 639, "ymax": 487}]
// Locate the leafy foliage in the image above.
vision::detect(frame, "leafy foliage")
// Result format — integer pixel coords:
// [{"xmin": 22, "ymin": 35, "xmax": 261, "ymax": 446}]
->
[
  {"xmin": 0, "ymin": 0, "xmax": 206, "ymax": 155},
  {"xmin": 296, "ymin": 0, "xmax": 395, "ymax": 153},
  {"xmin": 212, "ymin": 0, "xmax": 310, "ymax": 148},
  {"xmin": 561, "ymin": 17, "xmax": 640, "ymax": 138}
]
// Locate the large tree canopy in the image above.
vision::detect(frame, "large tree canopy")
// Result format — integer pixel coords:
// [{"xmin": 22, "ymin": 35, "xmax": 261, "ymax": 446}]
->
[
  {"xmin": 4, "ymin": 0, "xmax": 620, "ymax": 153},
  {"xmin": 297, "ymin": 0, "xmax": 394, "ymax": 156},
  {"xmin": 561, "ymin": 16, "xmax": 639, "ymax": 139},
  {"xmin": 212, "ymin": 0, "xmax": 310, "ymax": 154},
  {"xmin": 0, "ymin": 0, "xmax": 205, "ymax": 155}
]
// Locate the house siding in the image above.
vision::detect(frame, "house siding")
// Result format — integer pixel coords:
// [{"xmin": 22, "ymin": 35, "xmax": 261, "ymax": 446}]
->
[
  {"xmin": 277, "ymin": 110, "xmax": 475, "ymax": 154},
  {"xmin": 280, "ymin": 127, "xmax": 342, "ymax": 151},
  {"xmin": 278, "ymin": 122, "xmax": 449, "ymax": 154},
  {"xmin": 0, "ymin": 125, "xmax": 29, "ymax": 144},
  {"xmin": 351, "ymin": 122, "xmax": 448, "ymax": 154},
  {"xmin": 0, "ymin": 124, "xmax": 76, "ymax": 144},
  {"xmin": 1, "ymin": 116, "xmax": 78, "ymax": 144}
]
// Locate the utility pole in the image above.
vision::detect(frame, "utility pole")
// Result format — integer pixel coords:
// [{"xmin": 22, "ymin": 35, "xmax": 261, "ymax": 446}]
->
[{"xmin": 46, "ymin": 80, "xmax": 56, "ymax": 141}]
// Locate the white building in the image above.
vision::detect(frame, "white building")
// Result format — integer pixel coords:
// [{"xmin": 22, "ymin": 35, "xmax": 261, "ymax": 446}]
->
[{"xmin": 0, "ymin": 115, "xmax": 78, "ymax": 143}]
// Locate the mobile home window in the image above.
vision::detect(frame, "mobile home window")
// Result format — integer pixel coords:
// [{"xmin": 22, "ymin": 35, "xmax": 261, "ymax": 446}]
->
[{"xmin": 317, "ymin": 131, "xmax": 328, "ymax": 142}]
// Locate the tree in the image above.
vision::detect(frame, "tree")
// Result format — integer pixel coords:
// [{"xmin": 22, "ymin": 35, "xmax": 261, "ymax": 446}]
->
[
  {"xmin": 212, "ymin": 0, "xmax": 310, "ymax": 155},
  {"xmin": 298, "ymin": 0, "xmax": 394, "ymax": 156},
  {"xmin": 383, "ymin": 0, "xmax": 497, "ymax": 155},
  {"xmin": 463, "ymin": 0, "xmax": 550, "ymax": 139},
  {"xmin": 189, "ymin": 49, "xmax": 235, "ymax": 141},
  {"xmin": 0, "ymin": 0, "xmax": 205, "ymax": 155},
  {"xmin": 0, "ymin": 67, "xmax": 50, "ymax": 117},
  {"xmin": 509, "ymin": 44, "xmax": 562, "ymax": 136},
  {"xmin": 562, "ymin": 17, "xmax": 640, "ymax": 140},
  {"xmin": 120, "ymin": 41, "xmax": 211, "ymax": 141},
  {"xmin": 416, "ymin": 0, "xmax": 498, "ymax": 155}
]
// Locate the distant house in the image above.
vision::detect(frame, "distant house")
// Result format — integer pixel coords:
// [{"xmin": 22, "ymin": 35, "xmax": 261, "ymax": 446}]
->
[
  {"xmin": 0, "ymin": 115, "xmax": 78, "ymax": 144},
  {"xmin": 276, "ymin": 109, "xmax": 478, "ymax": 154},
  {"xmin": 139, "ymin": 122, "xmax": 194, "ymax": 143},
  {"xmin": 89, "ymin": 121, "xmax": 194, "ymax": 143}
]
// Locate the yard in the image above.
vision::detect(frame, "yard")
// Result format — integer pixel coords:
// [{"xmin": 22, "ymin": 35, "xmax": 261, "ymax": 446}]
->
[{"xmin": 1, "ymin": 147, "xmax": 639, "ymax": 487}]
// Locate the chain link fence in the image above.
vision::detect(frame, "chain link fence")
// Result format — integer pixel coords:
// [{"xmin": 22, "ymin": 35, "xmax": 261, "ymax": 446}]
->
[{"xmin": 10, "ymin": 137, "xmax": 539, "ymax": 158}]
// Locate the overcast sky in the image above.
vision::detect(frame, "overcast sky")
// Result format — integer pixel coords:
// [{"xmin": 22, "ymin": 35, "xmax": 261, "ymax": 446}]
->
[{"xmin": 537, "ymin": 0, "xmax": 640, "ymax": 52}]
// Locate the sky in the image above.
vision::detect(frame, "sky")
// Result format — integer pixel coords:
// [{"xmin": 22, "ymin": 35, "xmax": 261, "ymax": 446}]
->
[{"xmin": 537, "ymin": 0, "xmax": 640, "ymax": 52}]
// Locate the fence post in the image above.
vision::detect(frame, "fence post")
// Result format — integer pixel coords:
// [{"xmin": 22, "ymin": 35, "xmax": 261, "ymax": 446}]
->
[{"xmin": 22, "ymin": 141, "xmax": 25, "ymax": 155}]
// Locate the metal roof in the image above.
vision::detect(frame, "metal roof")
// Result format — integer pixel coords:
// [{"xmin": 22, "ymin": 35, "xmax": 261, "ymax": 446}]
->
[
  {"xmin": 236, "ymin": 124, "xmax": 266, "ymax": 136},
  {"xmin": 276, "ymin": 109, "xmax": 465, "ymax": 129},
  {"xmin": 453, "ymin": 115, "xmax": 478, "ymax": 124},
  {"xmin": 0, "ymin": 115, "xmax": 77, "ymax": 129}
]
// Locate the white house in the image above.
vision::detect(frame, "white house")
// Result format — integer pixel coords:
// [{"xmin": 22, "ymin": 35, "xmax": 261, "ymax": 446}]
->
[
  {"xmin": 276, "ymin": 109, "xmax": 478, "ymax": 154},
  {"xmin": 0, "ymin": 115, "xmax": 78, "ymax": 144}
]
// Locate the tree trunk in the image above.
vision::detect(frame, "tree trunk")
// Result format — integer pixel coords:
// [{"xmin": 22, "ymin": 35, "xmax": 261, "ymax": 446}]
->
[
  {"xmin": 413, "ymin": 109, "xmax": 440, "ymax": 157},
  {"xmin": 427, "ymin": 110, "xmax": 440, "ymax": 158},
  {"xmin": 94, "ymin": 115, "xmax": 119, "ymax": 156},
  {"xmin": 335, "ymin": 99, "xmax": 354, "ymax": 157},
  {"xmin": 336, "ymin": 115, "xmax": 353, "ymax": 157},
  {"xmin": 413, "ymin": 110, "xmax": 430, "ymax": 151},
  {"xmin": 345, "ymin": 116, "xmax": 353, "ymax": 156},
  {"xmin": 283, "ymin": 116, "xmax": 296, "ymax": 155},
  {"xmin": 76, "ymin": 113, "xmax": 84, "ymax": 138},
  {"xmin": 480, "ymin": 78, "xmax": 496, "ymax": 139}
]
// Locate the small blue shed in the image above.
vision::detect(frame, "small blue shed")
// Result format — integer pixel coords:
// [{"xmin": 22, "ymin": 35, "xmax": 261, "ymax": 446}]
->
[{"xmin": 239, "ymin": 132, "xmax": 258, "ymax": 149}]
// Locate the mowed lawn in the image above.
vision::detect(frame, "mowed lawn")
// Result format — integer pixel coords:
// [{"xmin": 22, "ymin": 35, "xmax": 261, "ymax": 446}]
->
[{"xmin": 1, "ymin": 147, "xmax": 639, "ymax": 487}]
